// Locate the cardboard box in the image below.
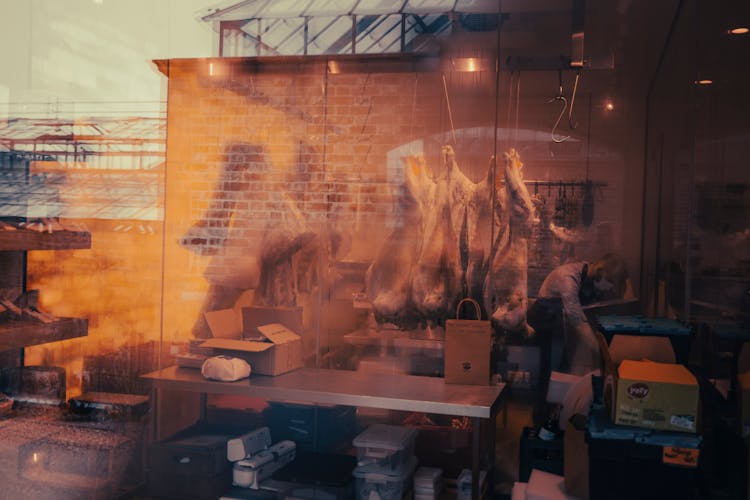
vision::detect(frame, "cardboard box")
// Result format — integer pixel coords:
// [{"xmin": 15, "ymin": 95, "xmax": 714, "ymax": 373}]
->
[
  {"xmin": 241, "ymin": 306, "xmax": 302, "ymax": 340},
  {"xmin": 614, "ymin": 360, "xmax": 699, "ymax": 433},
  {"xmin": 200, "ymin": 323, "xmax": 302, "ymax": 376},
  {"xmin": 737, "ymin": 370, "xmax": 750, "ymax": 437},
  {"xmin": 546, "ymin": 371, "xmax": 583, "ymax": 405},
  {"xmin": 563, "ymin": 415, "xmax": 589, "ymax": 500},
  {"xmin": 525, "ymin": 469, "xmax": 572, "ymax": 500},
  {"xmin": 204, "ymin": 309, "xmax": 242, "ymax": 339}
]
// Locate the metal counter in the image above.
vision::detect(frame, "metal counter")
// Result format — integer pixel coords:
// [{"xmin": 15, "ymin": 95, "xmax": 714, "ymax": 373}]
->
[{"xmin": 143, "ymin": 366, "xmax": 505, "ymax": 499}]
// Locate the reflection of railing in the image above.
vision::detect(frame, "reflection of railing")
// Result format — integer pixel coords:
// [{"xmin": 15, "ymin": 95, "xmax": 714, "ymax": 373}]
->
[
  {"xmin": 0, "ymin": 114, "xmax": 166, "ymax": 220},
  {"xmin": 0, "ymin": 116, "xmax": 165, "ymax": 169}
]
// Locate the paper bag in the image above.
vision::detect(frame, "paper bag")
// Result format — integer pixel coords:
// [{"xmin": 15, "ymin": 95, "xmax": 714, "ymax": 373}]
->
[{"xmin": 444, "ymin": 298, "xmax": 491, "ymax": 385}]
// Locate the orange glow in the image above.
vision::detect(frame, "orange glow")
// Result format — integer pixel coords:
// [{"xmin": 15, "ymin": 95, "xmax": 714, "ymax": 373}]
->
[
  {"xmin": 728, "ymin": 27, "xmax": 749, "ymax": 35},
  {"xmin": 451, "ymin": 57, "xmax": 488, "ymax": 72},
  {"xmin": 696, "ymin": 79, "xmax": 713, "ymax": 85},
  {"xmin": 605, "ymin": 100, "xmax": 614, "ymax": 111}
]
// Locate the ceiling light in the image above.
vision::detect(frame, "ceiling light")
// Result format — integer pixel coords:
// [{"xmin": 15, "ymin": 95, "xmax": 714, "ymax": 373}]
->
[
  {"xmin": 450, "ymin": 57, "xmax": 492, "ymax": 72},
  {"xmin": 728, "ymin": 27, "xmax": 749, "ymax": 35},
  {"xmin": 695, "ymin": 79, "xmax": 713, "ymax": 85},
  {"xmin": 604, "ymin": 99, "xmax": 614, "ymax": 111}
]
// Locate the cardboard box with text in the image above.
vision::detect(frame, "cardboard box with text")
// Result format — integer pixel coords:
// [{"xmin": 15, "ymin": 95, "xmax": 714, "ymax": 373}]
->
[{"xmin": 614, "ymin": 360, "xmax": 699, "ymax": 433}]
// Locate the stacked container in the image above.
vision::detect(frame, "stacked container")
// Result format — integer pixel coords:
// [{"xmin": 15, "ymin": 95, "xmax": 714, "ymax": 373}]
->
[
  {"xmin": 413, "ymin": 466, "xmax": 443, "ymax": 500},
  {"xmin": 351, "ymin": 424, "xmax": 419, "ymax": 499}
]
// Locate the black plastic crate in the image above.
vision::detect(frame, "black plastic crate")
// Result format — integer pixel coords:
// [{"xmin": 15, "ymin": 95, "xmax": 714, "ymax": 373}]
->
[
  {"xmin": 147, "ymin": 467, "xmax": 232, "ymax": 500},
  {"xmin": 586, "ymin": 406, "xmax": 702, "ymax": 500},
  {"xmin": 147, "ymin": 423, "xmax": 254, "ymax": 499},
  {"xmin": 518, "ymin": 426, "xmax": 563, "ymax": 482},
  {"xmin": 268, "ymin": 402, "xmax": 356, "ymax": 452},
  {"xmin": 588, "ymin": 437, "xmax": 700, "ymax": 500},
  {"xmin": 270, "ymin": 451, "xmax": 357, "ymax": 499}
]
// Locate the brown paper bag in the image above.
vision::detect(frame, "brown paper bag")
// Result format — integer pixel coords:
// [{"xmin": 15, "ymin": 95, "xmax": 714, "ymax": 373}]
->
[{"xmin": 444, "ymin": 298, "xmax": 491, "ymax": 385}]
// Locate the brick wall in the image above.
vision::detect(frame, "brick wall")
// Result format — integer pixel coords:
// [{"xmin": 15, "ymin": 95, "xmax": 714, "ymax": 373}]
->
[{"xmin": 160, "ymin": 56, "xmax": 630, "ymax": 346}]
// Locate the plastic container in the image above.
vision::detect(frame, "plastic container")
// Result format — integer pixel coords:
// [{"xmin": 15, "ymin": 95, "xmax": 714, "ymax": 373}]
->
[
  {"xmin": 269, "ymin": 401, "xmax": 356, "ymax": 452},
  {"xmin": 353, "ymin": 456, "xmax": 417, "ymax": 500},
  {"xmin": 352, "ymin": 424, "xmax": 418, "ymax": 472},
  {"xmin": 413, "ymin": 466, "xmax": 442, "ymax": 492}
]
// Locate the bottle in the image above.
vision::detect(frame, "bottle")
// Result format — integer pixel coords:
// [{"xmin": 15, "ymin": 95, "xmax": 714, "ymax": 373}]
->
[{"xmin": 538, "ymin": 404, "xmax": 561, "ymax": 441}]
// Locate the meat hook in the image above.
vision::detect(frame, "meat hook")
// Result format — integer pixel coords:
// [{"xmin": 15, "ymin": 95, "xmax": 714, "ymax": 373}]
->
[{"xmin": 547, "ymin": 70, "xmax": 569, "ymax": 143}]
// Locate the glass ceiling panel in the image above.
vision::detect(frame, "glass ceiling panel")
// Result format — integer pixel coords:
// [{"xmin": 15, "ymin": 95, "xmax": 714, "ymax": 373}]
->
[
  {"xmin": 307, "ymin": 16, "xmax": 353, "ymax": 55},
  {"xmin": 203, "ymin": 0, "xmax": 498, "ymax": 20},
  {"xmin": 357, "ymin": 14, "xmax": 404, "ymax": 54},
  {"xmin": 205, "ymin": 0, "xmax": 504, "ymax": 56}
]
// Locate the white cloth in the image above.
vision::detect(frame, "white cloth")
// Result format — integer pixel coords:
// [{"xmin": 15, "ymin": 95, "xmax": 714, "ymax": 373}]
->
[{"xmin": 201, "ymin": 356, "xmax": 251, "ymax": 381}]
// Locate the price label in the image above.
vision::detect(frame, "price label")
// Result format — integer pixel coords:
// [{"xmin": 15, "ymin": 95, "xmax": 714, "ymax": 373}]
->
[{"xmin": 662, "ymin": 446, "xmax": 699, "ymax": 468}]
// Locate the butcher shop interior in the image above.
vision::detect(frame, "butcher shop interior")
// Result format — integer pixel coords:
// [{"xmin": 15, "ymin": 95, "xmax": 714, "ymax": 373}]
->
[{"xmin": 1, "ymin": 0, "xmax": 749, "ymax": 498}]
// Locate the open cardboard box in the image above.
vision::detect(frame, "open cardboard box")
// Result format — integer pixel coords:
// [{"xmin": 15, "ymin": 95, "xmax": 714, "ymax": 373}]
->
[
  {"xmin": 201, "ymin": 323, "xmax": 302, "ymax": 376},
  {"xmin": 202, "ymin": 290, "xmax": 256, "ymax": 340}
]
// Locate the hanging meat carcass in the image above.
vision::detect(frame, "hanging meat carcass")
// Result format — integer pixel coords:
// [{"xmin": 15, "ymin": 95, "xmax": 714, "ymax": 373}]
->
[
  {"xmin": 253, "ymin": 192, "xmax": 317, "ymax": 308},
  {"xmin": 364, "ymin": 156, "xmax": 425, "ymax": 327},
  {"xmin": 409, "ymin": 189, "xmax": 463, "ymax": 324},
  {"xmin": 482, "ymin": 148, "xmax": 535, "ymax": 333},
  {"xmin": 443, "ymin": 145, "xmax": 494, "ymax": 302},
  {"xmin": 365, "ymin": 145, "xmax": 535, "ymax": 333}
]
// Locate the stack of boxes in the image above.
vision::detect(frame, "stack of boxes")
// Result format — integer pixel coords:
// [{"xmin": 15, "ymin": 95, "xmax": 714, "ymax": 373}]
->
[
  {"xmin": 586, "ymin": 317, "xmax": 703, "ymax": 499},
  {"xmin": 351, "ymin": 424, "xmax": 418, "ymax": 500}
]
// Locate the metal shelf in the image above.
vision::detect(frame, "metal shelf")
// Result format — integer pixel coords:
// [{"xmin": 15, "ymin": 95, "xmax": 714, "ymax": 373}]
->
[
  {"xmin": 0, "ymin": 317, "xmax": 88, "ymax": 351},
  {"xmin": 0, "ymin": 229, "xmax": 91, "ymax": 251}
]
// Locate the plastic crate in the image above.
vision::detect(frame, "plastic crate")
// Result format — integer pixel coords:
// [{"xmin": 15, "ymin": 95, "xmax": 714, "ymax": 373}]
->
[
  {"xmin": 518, "ymin": 426, "xmax": 563, "ymax": 482},
  {"xmin": 147, "ymin": 423, "xmax": 253, "ymax": 499},
  {"xmin": 353, "ymin": 456, "xmax": 417, "ymax": 500},
  {"xmin": 353, "ymin": 424, "xmax": 418, "ymax": 473},
  {"xmin": 586, "ymin": 406, "xmax": 702, "ymax": 500},
  {"xmin": 270, "ymin": 451, "xmax": 357, "ymax": 500},
  {"xmin": 268, "ymin": 401, "xmax": 356, "ymax": 452},
  {"xmin": 596, "ymin": 315, "xmax": 693, "ymax": 363}
]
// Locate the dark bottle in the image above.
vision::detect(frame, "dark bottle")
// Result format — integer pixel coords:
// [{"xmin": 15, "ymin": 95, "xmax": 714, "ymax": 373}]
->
[{"xmin": 538, "ymin": 404, "xmax": 561, "ymax": 441}]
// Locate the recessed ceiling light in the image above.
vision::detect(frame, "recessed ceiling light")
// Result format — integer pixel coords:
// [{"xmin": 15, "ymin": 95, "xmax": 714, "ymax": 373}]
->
[
  {"xmin": 695, "ymin": 79, "xmax": 713, "ymax": 85},
  {"xmin": 728, "ymin": 27, "xmax": 749, "ymax": 35},
  {"xmin": 605, "ymin": 100, "xmax": 614, "ymax": 111}
]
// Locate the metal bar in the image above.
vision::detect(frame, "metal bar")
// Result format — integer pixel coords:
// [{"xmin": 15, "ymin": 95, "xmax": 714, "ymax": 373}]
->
[
  {"xmin": 200, "ymin": 392, "xmax": 208, "ymax": 422},
  {"xmin": 400, "ymin": 14, "xmax": 405, "ymax": 52},
  {"xmin": 639, "ymin": 0, "xmax": 684, "ymax": 309},
  {"xmin": 219, "ymin": 21, "xmax": 225, "ymax": 56},
  {"xmin": 304, "ymin": 17, "xmax": 309, "ymax": 55},
  {"xmin": 487, "ymin": 409, "xmax": 498, "ymax": 498},
  {"xmin": 472, "ymin": 416, "xmax": 480, "ymax": 500}
]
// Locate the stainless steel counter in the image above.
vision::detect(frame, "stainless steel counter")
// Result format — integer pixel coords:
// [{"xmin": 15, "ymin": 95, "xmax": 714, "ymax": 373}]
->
[
  {"xmin": 143, "ymin": 365, "xmax": 505, "ymax": 499},
  {"xmin": 142, "ymin": 365, "xmax": 503, "ymax": 418}
]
